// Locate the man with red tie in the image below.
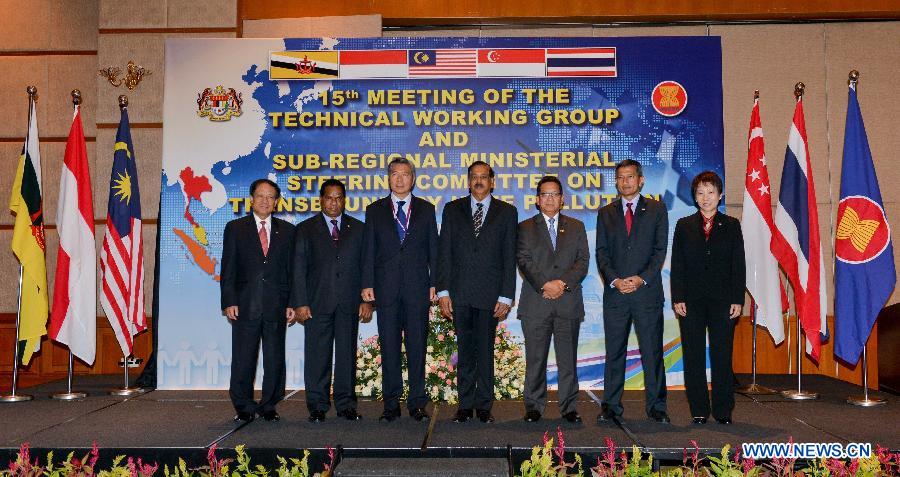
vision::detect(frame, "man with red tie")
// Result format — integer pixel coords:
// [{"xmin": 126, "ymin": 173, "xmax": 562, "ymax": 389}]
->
[
  {"xmin": 220, "ymin": 179, "xmax": 296, "ymax": 423},
  {"xmin": 595, "ymin": 160, "xmax": 670, "ymax": 424}
]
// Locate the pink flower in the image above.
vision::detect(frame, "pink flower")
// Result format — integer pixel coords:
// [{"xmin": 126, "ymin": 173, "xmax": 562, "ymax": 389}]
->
[
  {"xmin": 375, "ymin": 356, "xmax": 381, "ymax": 364},
  {"xmin": 438, "ymin": 371, "xmax": 446, "ymax": 379},
  {"xmin": 445, "ymin": 378, "xmax": 452, "ymax": 385},
  {"xmin": 437, "ymin": 334, "xmax": 445, "ymax": 341},
  {"xmin": 495, "ymin": 337, "xmax": 501, "ymax": 344}
]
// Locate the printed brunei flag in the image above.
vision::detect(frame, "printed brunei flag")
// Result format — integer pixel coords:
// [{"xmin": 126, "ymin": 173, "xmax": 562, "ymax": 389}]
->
[{"xmin": 270, "ymin": 51, "xmax": 339, "ymax": 80}]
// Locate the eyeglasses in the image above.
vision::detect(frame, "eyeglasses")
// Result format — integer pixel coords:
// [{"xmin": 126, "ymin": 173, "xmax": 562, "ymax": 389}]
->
[{"xmin": 538, "ymin": 192, "xmax": 562, "ymax": 198}]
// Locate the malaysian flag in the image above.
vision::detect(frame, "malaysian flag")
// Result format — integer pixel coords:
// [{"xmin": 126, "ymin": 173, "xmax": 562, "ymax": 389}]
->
[
  {"xmin": 772, "ymin": 93, "xmax": 828, "ymax": 361},
  {"xmin": 100, "ymin": 106, "xmax": 145, "ymax": 356},
  {"xmin": 408, "ymin": 49, "xmax": 476, "ymax": 77}
]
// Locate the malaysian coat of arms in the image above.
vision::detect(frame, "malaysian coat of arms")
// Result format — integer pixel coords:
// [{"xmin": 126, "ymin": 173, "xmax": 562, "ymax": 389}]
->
[{"xmin": 197, "ymin": 85, "xmax": 243, "ymax": 121}]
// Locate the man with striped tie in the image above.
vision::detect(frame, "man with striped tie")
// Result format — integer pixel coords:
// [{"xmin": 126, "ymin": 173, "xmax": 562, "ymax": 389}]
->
[{"xmin": 437, "ymin": 161, "xmax": 518, "ymax": 424}]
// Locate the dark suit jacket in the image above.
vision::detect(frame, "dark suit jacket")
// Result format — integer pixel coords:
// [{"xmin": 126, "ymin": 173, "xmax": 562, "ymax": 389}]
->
[
  {"xmin": 220, "ymin": 214, "xmax": 295, "ymax": 321},
  {"xmin": 290, "ymin": 212, "xmax": 365, "ymax": 315},
  {"xmin": 670, "ymin": 211, "xmax": 746, "ymax": 305},
  {"xmin": 516, "ymin": 213, "xmax": 590, "ymax": 320},
  {"xmin": 437, "ymin": 196, "xmax": 517, "ymax": 310},
  {"xmin": 361, "ymin": 195, "xmax": 438, "ymax": 308},
  {"xmin": 595, "ymin": 196, "xmax": 669, "ymax": 304}
]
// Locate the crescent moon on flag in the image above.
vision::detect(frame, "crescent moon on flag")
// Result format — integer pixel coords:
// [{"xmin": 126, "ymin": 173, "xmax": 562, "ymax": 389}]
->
[
  {"xmin": 414, "ymin": 51, "xmax": 429, "ymax": 64},
  {"xmin": 487, "ymin": 50, "xmax": 500, "ymax": 63}
]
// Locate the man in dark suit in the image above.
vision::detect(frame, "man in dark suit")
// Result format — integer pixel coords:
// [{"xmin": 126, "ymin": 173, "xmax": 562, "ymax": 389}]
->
[
  {"xmin": 595, "ymin": 159, "xmax": 670, "ymax": 424},
  {"xmin": 516, "ymin": 176, "xmax": 589, "ymax": 424},
  {"xmin": 437, "ymin": 161, "xmax": 517, "ymax": 424},
  {"xmin": 361, "ymin": 158, "xmax": 438, "ymax": 422},
  {"xmin": 220, "ymin": 178, "xmax": 296, "ymax": 423},
  {"xmin": 291, "ymin": 179, "xmax": 373, "ymax": 423}
]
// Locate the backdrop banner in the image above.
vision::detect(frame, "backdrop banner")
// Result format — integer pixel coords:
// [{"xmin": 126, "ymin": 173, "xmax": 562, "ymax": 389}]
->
[{"xmin": 159, "ymin": 36, "xmax": 724, "ymax": 390}]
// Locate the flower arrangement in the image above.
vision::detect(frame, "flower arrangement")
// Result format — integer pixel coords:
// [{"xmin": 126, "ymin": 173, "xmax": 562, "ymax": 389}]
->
[{"xmin": 355, "ymin": 303, "xmax": 526, "ymax": 403}]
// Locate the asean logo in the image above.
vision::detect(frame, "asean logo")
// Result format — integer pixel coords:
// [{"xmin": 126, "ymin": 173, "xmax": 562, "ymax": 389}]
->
[
  {"xmin": 651, "ymin": 80, "xmax": 688, "ymax": 117},
  {"xmin": 835, "ymin": 196, "xmax": 891, "ymax": 264},
  {"xmin": 197, "ymin": 85, "xmax": 243, "ymax": 122}
]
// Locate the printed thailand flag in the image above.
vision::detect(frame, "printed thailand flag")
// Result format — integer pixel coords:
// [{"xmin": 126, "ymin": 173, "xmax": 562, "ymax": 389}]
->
[
  {"xmin": 340, "ymin": 50, "xmax": 408, "ymax": 79},
  {"xmin": 477, "ymin": 49, "xmax": 545, "ymax": 77},
  {"xmin": 546, "ymin": 47, "xmax": 616, "ymax": 77},
  {"xmin": 408, "ymin": 49, "xmax": 477, "ymax": 77}
]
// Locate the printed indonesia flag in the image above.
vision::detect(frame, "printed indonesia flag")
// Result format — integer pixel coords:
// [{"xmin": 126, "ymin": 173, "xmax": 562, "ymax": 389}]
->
[
  {"xmin": 477, "ymin": 49, "xmax": 545, "ymax": 77},
  {"xmin": 50, "ymin": 105, "xmax": 96, "ymax": 365},
  {"xmin": 408, "ymin": 49, "xmax": 476, "ymax": 77},
  {"xmin": 741, "ymin": 97, "xmax": 786, "ymax": 345},
  {"xmin": 773, "ymin": 96, "xmax": 828, "ymax": 361},
  {"xmin": 340, "ymin": 50, "xmax": 407, "ymax": 79},
  {"xmin": 546, "ymin": 47, "xmax": 616, "ymax": 77}
]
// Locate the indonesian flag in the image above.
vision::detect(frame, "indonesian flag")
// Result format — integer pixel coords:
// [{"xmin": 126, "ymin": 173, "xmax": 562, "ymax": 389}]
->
[
  {"xmin": 773, "ymin": 96, "xmax": 828, "ymax": 361},
  {"xmin": 340, "ymin": 50, "xmax": 407, "ymax": 79},
  {"xmin": 742, "ymin": 97, "xmax": 786, "ymax": 345},
  {"xmin": 50, "ymin": 106, "xmax": 96, "ymax": 364}
]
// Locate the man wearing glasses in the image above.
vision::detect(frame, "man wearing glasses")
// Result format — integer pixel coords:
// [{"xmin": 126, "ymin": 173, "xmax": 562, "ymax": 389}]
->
[{"xmin": 515, "ymin": 175, "xmax": 589, "ymax": 424}]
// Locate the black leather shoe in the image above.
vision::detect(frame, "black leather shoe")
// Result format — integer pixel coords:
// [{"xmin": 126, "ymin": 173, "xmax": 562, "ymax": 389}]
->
[
  {"xmin": 596, "ymin": 409, "xmax": 618, "ymax": 423},
  {"xmin": 649, "ymin": 410, "xmax": 671, "ymax": 423},
  {"xmin": 523, "ymin": 410, "xmax": 541, "ymax": 422},
  {"xmin": 379, "ymin": 408, "xmax": 401, "ymax": 422},
  {"xmin": 337, "ymin": 408, "xmax": 362, "ymax": 421},
  {"xmin": 692, "ymin": 416, "xmax": 708, "ymax": 424},
  {"xmin": 411, "ymin": 407, "xmax": 430, "ymax": 421},
  {"xmin": 715, "ymin": 417, "xmax": 732, "ymax": 425},
  {"xmin": 476, "ymin": 409, "xmax": 494, "ymax": 423},
  {"xmin": 233, "ymin": 411, "xmax": 255, "ymax": 423},
  {"xmin": 452, "ymin": 409, "xmax": 473, "ymax": 423},
  {"xmin": 308, "ymin": 410, "xmax": 326, "ymax": 423},
  {"xmin": 262, "ymin": 410, "xmax": 280, "ymax": 422},
  {"xmin": 563, "ymin": 411, "xmax": 582, "ymax": 423}
]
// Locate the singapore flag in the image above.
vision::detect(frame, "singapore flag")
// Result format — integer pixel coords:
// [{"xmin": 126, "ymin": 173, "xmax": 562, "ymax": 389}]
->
[{"xmin": 477, "ymin": 49, "xmax": 545, "ymax": 77}]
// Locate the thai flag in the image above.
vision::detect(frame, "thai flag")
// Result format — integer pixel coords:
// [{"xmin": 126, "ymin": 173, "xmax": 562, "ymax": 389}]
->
[{"xmin": 772, "ymin": 96, "xmax": 828, "ymax": 361}]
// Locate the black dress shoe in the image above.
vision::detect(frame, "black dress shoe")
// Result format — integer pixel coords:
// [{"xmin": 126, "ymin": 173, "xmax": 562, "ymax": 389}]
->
[
  {"xmin": 563, "ymin": 411, "xmax": 582, "ymax": 423},
  {"xmin": 649, "ymin": 410, "xmax": 671, "ymax": 423},
  {"xmin": 476, "ymin": 409, "xmax": 494, "ymax": 423},
  {"xmin": 715, "ymin": 417, "xmax": 732, "ymax": 425},
  {"xmin": 452, "ymin": 409, "xmax": 473, "ymax": 423},
  {"xmin": 596, "ymin": 409, "xmax": 618, "ymax": 423},
  {"xmin": 262, "ymin": 410, "xmax": 280, "ymax": 422},
  {"xmin": 411, "ymin": 407, "xmax": 430, "ymax": 421},
  {"xmin": 692, "ymin": 416, "xmax": 708, "ymax": 424},
  {"xmin": 523, "ymin": 410, "xmax": 541, "ymax": 422},
  {"xmin": 233, "ymin": 411, "xmax": 255, "ymax": 423},
  {"xmin": 337, "ymin": 408, "xmax": 362, "ymax": 421},
  {"xmin": 379, "ymin": 408, "xmax": 401, "ymax": 422},
  {"xmin": 308, "ymin": 410, "xmax": 326, "ymax": 423}
]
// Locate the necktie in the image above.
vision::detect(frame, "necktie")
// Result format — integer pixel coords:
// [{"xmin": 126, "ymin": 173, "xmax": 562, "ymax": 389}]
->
[
  {"xmin": 625, "ymin": 203, "xmax": 634, "ymax": 236},
  {"xmin": 331, "ymin": 219, "xmax": 339, "ymax": 243},
  {"xmin": 396, "ymin": 200, "xmax": 408, "ymax": 242},
  {"xmin": 259, "ymin": 220, "xmax": 269, "ymax": 256},
  {"xmin": 548, "ymin": 217, "xmax": 557, "ymax": 250},
  {"xmin": 473, "ymin": 203, "xmax": 484, "ymax": 238}
]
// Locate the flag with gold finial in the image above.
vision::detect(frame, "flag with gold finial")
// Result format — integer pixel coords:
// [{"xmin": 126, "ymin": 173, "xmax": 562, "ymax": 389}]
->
[{"xmin": 9, "ymin": 95, "xmax": 48, "ymax": 365}]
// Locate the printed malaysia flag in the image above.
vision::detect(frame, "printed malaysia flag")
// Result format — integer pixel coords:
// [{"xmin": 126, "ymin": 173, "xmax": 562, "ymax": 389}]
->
[
  {"xmin": 50, "ymin": 104, "xmax": 96, "ymax": 365},
  {"xmin": 408, "ymin": 49, "xmax": 476, "ymax": 77},
  {"xmin": 340, "ymin": 50, "xmax": 407, "ymax": 79},
  {"xmin": 834, "ymin": 79, "xmax": 896, "ymax": 365},
  {"xmin": 546, "ymin": 47, "xmax": 616, "ymax": 77},
  {"xmin": 477, "ymin": 49, "xmax": 545, "ymax": 77},
  {"xmin": 772, "ymin": 95, "xmax": 828, "ymax": 361}
]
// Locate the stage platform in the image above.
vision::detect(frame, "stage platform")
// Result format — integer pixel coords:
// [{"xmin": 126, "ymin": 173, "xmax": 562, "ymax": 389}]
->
[{"xmin": 0, "ymin": 374, "xmax": 896, "ymax": 475}]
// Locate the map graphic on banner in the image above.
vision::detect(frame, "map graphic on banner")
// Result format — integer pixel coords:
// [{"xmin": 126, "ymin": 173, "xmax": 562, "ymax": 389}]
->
[{"xmin": 159, "ymin": 36, "xmax": 724, "ymax": 390}]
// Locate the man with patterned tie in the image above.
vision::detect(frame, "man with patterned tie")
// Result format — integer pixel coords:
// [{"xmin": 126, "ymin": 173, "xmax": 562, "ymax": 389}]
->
[
  {"xmin": 595, "ymin": 159, "xmax": 670, "ymax": 424},
  {"xmin": 437, "ymin": 161, "xmax": 518, "ymax": 424},
  {"xmin": 220, "ymin": 179, "xmax": 296, "ymax": 423},
  {"xmin": 516, "ymin": 176, "xmax": 589, "ymax": 423},
  {"xmin": 291, "ymin": 179, "xmax": 372, "ymax": 423},
  {"xmin": 361, "ymin": 158, "xmax": 439, "ymax": 422}
]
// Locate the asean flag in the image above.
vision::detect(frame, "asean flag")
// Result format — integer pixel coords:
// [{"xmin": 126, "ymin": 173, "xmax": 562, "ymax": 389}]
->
[{"xmin": 477, "ymin": 49, "xmax": 545, "ymax": 77}]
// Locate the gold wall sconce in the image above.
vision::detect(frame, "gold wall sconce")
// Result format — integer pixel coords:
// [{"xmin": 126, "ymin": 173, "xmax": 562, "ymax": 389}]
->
[{"xmin": 99, "ymin": 61, "xmax": 152, "ymax": 91}]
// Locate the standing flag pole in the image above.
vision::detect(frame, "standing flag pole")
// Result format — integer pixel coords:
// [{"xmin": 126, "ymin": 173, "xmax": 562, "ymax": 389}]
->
[
  {"xmin": 101, "ymin": 95, "xmax": 146, "ymax": 397},
  {"xmin": 2, "ymin": 86, "xmax": 48, "ymax": 404},
  {"xmin": 51, "ymin": 89, "xmax": 95, "ymax": 401},
  {"xmin": 738, "ymin": 90, "xmax": 783, "ymax": 395},
  {"xmin": 834, "ymin": 70, "xmax": 894, "ymax": 407}
]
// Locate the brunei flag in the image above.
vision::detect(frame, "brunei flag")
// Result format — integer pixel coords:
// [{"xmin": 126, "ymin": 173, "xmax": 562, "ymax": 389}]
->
[
  {"xmin": 270, "ymin": 51, "xmax": 339, "ymax": 80},
  {"xmin": 9, "ymin": 97, "xmax": 48, "ymax": 365}
]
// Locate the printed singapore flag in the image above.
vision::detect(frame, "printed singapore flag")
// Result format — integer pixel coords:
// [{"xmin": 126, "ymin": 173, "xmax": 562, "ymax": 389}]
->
[
  {"xmin": 340, "ymin": 50, "xmax": 407, "ymax": 79},
  {"xmin": 477, "ymin": 49, "xmax": 545, "ymax": 77}
]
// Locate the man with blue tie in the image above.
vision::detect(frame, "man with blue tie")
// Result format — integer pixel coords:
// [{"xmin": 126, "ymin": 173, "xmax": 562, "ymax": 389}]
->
[{"xmin": 361, "ymin": 158, "xmax": 439, "ymax": 422}]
